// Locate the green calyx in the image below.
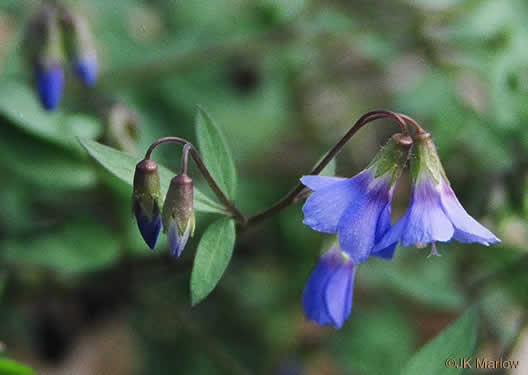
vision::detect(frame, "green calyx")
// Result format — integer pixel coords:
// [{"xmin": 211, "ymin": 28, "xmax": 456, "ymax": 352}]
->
[
  {"xmin": 410, "ymin": 133, "xmax": 449, "ymax": 185},
  {"xmin": 133, "ymin": 159, "xmax": 161, "ymax": 220},
  {"xmin": 162, "ymin": 174, "xmax": 195, "ymax": 237},
  {"xmin": 368, "ymin": 133, "xmax": 413, "ymax": 186}
]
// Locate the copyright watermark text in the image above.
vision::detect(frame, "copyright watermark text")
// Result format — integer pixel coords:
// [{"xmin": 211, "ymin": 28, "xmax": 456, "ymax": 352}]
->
[{"xmin": 445, "ymin": 358, "xmax": 520, "ymax": 369}]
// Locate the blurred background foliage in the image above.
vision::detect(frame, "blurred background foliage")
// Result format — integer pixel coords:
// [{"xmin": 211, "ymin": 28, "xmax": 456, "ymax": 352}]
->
[{"xmin": 0, "ymin": 0, "xmax": 527, "ymax": 374}]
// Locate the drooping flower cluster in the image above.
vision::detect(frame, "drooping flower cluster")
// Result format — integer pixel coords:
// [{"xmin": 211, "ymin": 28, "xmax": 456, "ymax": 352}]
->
[
  {"xmin": 301, "ymin": 131, "xmax": 500, "ymax": 328},
  {"xmin": 132, "ymin": 159, "xmax": 195, "ymax": 256},
  {"xmin": 24, "ymin": 3, "xmax": 98, "ymax": 111}
]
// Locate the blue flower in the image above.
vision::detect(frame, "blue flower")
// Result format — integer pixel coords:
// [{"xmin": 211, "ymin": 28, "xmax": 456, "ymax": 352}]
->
[
  {"xmin": 36, "ymin": 64, "xmax": 64, "ymax": 111},
  {"xmin": 301, "ymin": 135, "xmax": 412, "ymax": 263},
  {"xmin": 375, "ymin": 133, "xmax": 500, "ymax": 253},
  {"xmin": 302, "ymin": 247, "xmax": 356, "ymax": 329},
  {"xmin": 73, "ymin": 57, "xmax": 97, "ymax": 87}
]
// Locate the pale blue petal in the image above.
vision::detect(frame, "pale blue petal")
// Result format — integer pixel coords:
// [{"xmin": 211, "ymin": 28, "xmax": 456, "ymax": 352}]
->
[
  {"xmin": 439, "ymin": 183, "xmax": 500, "ymax": 245},
  {"xmin": 337, "ymin": 180, "xmax": 391, "ymax": 263},
  {"xmin": 399, "ymin": 181, "xmax": 454, "ymax": 246},
  {"xmin": 302, "ymin": 251, "xmax": 336, "ymax": 326},
  {"xmin": 302, "ymin": 173, "xmax": 371, "ymax": 233},
  {"xmin": 300, "ymin": 176, "xmax": 347, "ymax": 191},
  {"xmin": 324, "ymin": 262, "xmax": 355, "ymax": 328},
  {"xmin": 375, "ymin": 179, "xmax": 455, "ymax": 249}
]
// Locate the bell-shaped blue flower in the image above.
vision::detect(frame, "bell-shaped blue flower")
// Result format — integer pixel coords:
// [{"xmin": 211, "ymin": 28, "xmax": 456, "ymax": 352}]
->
[
  {"xmin": 375, "ymin": 132, "xmax": 500, "ymax": 253},
  {"xmin": 301, "ymin": 134, "xmax": 413, "ymax": 264},
  {"xmin": 303, "ymin": 247, "xmax": 356, "ymax": 329},
  {"xmin": 132, "ymin": 159, "xmax": 162, "ymax": 249},
  {"xmin": 162, "ymin": 174, "xmax": 195, "ymax": 257},
  {"xmin": 36, "ymin": 64, "xmax": 64, "ymax": 111}
]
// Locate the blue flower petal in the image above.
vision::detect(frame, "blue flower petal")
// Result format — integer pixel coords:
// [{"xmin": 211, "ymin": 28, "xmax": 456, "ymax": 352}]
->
[
  {"xmin": 373, "ymin": 214, "xmax": 408, "ymax": 252},
  {"xmin": 337, "ymin": 179, "xmax": 391, "ymax": 263},
  {"xmin": 36, "ymin": 65, "xmax": 64, "ymax": 111},
  {"xmin": 372, "ymin": 202, "xmax": 397, "ymax": 260},
  {"xmin": 439, "ymin": 183, "xmax": 500, "ymax": 245},
  {"xmin": 324, "ymin": 261, "xmax": 355, "ymax": 328},
  {"xmin": 73, "ymin": 58, "xmax": 98, "ymax": 87},
  {"xmin": 302, "ymin": 171, "xmax": 371, "ymax": 233},
  {"xmin": 167, "ymin": 220, "xmax": 191, "ymax": 257},
  {"xmin": 302, "ymin": 252, "xmax": 335, "ymax": 326},
  {"xmin": 375, "ymin": 179, "xmax": 454, "ymax": 250},
  {"xmin": 399, "ymin": 181, "xmax": 454, "ymax": 246},
  {"xmin": 300, "ymin": 176, "xmax": 346, "ymax": 191},
  {"xmin": 135, "ymin": 210, "xmax": 162, "ymax": 250}
]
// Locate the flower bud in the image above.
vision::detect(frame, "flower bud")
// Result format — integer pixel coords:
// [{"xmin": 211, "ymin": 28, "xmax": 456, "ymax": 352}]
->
[
  {"xmin": 25, "ymin": 5, "xmax": 65, "ymax": 111},
  {"xmin": 60, "ymin": 7, "xmax": 98, "ymax": 87},
  {"xmin": 132, "ymin": 159, "xmax": 162, "ymax": 249},
  {"xmin": 162, "ymin": 174, "xmax": 195, "ymax": 257}
]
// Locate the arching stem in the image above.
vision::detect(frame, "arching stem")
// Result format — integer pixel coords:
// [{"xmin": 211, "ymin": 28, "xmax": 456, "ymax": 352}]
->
[{"xmin": 145, "ymin": 137, "xmax": 247, "ymax": 225}]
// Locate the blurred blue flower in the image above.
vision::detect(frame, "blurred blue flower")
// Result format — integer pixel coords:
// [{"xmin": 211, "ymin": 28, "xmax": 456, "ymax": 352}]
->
[
  {"xmin": 73, "ymin": 57, "xmax": 97, "ymax": 87},
  {"xmin": 303, "ymin": 247, "xmax": 356, "ymax": 329},
  {"xmin": 375, "ymin": 133, "xmax": 500, "ymax": 254},
  {"xmin": 301, "ymin": 135, "xmax": 412, "ymax": 263},
  {"xmin": 36, "ymin": 64, "xmax": 64, "ymax": 111}
]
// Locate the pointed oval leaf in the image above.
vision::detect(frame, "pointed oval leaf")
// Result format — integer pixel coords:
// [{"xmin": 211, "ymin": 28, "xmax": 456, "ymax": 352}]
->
[
  {"xmin": 78, "ymin": 138, "xmax": 226, "ymax": 214},
  {"xmin": 401, "ymin": 307, "xmax": 478, "ymax": 375},
  {"xmin": 191, "ymin": 217, "xmax": 236, "ymax": 306},
  {"xmin": 195, "ymin": 107, "xmax": 237, "ymax": 200}
]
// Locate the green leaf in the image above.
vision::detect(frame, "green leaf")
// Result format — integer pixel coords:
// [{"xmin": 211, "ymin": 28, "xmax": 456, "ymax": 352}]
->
[
  {"xmin": 401, "ymin": 307, "xmax": 479, "ymax": 375},
  {"xmin": 195, "ymin": 107, "xmax": 238, "ymax": 200},
  {"xmin": 191, "ymin": 217, "xmax": 236, "ymax": 306},
  {"xmin": 0, "ymin": 358, "xmax": 35, "ymax": 375},
  {"xmin": 1, "ymin": 219, "xmax": 121, "ymax": 274},
  {"xmin": 0, "ymin": 124, "xmax": 96, "ymax": 190},
  {"xmin": 0, "ymin": 81, "xmax": 102, "ymax": 152},
  {"xmin": 78, "ymin": 138, "xmax": 226, "ymax": 214}
]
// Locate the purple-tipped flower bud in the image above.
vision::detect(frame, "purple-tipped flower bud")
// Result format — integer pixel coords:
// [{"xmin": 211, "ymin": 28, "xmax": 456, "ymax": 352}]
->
[
  {"xmin": 162, "ymin": 174, "xmax": 195, "ymax": 257},
  {"xmin": 132, "ymin": 159, "xmax": 162, "ymax": 249},
  {"xmin": 25, "ymin": 5, "xmax": 65, "ymax": 111},
  {"xmin": 60, "ymin": 7, "xmax": 98, "ymax": 87}
]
